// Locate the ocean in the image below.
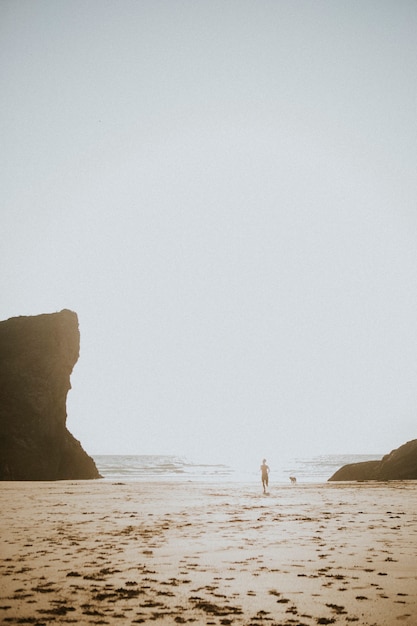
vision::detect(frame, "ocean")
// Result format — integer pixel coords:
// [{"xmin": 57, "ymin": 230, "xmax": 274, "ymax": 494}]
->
[{"xmin": 92, "ymin": 453, "xmax": 383, "ymax": 484}]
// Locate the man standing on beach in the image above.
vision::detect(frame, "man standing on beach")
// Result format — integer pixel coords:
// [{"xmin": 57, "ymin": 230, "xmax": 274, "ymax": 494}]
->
[{"xmin": 260, "ymin": 459, "xmax": 270, "ymax": 493}]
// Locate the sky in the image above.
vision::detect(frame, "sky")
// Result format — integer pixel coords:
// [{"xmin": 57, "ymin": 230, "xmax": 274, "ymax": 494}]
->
[{"xmin": 1, "ymin": 0, "xmax": 417, "ymax": 470}]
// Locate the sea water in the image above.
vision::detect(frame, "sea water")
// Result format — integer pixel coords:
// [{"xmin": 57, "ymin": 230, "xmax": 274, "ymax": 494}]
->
[{"xmin": 92, "ymin": 453, "xmax": 383, "ymax": 484}]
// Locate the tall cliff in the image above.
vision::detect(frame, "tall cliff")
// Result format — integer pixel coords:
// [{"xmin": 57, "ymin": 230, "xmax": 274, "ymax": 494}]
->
[
  {"xmin": 328, "ymin": 439, "xmax": 417, "ymax": 481},
  {"xmin": 0, "ymin": 309, "xmax": 100, "ymax": 480}
]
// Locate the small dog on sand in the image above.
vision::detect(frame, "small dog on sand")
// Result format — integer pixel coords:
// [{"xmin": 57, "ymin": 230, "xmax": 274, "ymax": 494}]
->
[{"xmin": 289, "ymin": 476, "xmax": 297, "ymax": 484}]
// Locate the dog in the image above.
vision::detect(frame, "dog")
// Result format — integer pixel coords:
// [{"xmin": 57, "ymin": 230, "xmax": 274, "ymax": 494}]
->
[{"xmin": 289, "ymin": 476, "xmax": 297, "ymax": 484}]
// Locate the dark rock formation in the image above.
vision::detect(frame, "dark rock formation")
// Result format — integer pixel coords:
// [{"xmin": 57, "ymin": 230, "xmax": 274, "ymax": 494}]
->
[
  {"xmin": 328, "ymin": 439, "xmax": 417, "ymax": 481},
  {"xmin": 0, "ymin": 309, "xmax": 101, "ymax": 480}
]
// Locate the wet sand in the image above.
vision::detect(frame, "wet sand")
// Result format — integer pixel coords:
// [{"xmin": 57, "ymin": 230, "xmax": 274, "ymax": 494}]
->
[{"xmin": 1, "ymin": 479, "xmax": 416, "ymax": 625}]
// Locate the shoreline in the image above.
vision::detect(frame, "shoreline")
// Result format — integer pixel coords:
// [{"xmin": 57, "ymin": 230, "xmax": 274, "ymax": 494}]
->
[
  {"xmin": 90, "ymin": 452, "xmax": 386, "ymax": 485},
  {"xmin": 1, "ymin": 480, "xmax": 416, "ymax": 625}
]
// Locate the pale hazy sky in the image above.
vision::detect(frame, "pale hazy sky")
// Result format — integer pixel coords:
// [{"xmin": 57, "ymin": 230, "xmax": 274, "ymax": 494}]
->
[{"xmin": 2, "ymin": 1, "xmax": 417, "ymax": 469}]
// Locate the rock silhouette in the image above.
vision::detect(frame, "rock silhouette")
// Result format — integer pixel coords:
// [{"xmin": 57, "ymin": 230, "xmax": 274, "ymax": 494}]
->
[
  {"xmin": 329, "ymin": 439, "xmax": 417, "ymax": 481},
  {"xmin": 0, "ymin": 309, "xmax": 100, "ymax": 480}
]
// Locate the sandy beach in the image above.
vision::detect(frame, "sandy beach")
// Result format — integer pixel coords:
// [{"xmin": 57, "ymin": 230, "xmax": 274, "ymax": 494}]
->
[{"xmin": 1, "ymin": 480, "xmax": 416, "ymax": 625}]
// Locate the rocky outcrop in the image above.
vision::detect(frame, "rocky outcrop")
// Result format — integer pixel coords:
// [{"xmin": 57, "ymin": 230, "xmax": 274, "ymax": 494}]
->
[
  {"xmin": 328, "ymin": 439, "xmax": 417, "ymax": 481},
  {"xmin": 0, "ymin": 310, "xmax": 100, "ymax": 480}
]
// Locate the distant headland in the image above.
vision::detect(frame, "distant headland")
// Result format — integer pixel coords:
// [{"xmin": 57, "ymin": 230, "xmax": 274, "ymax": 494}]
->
[
  {"xmin": 0, "ymin": 309, "xmax": 100, "ymax": 480},
  {"xmin": 328, "ymin": 439, "xmax": 417, "ymax": 481}
]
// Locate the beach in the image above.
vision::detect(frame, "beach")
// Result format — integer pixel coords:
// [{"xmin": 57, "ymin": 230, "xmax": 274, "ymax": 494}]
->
[{"xmin": 1, "ymin": 480, "xmax": 416, "ymax": 625}]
